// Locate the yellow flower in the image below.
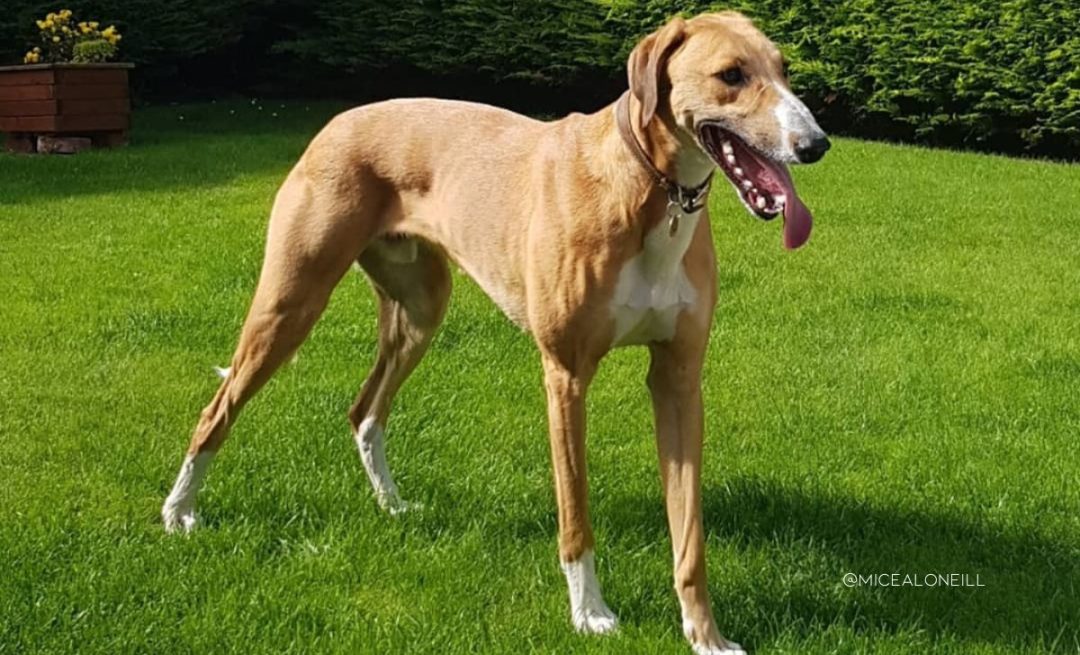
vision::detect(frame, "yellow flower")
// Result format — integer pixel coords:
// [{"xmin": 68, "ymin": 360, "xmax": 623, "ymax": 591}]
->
[
  {"xmin": 60, "ymin": 9, "xmax": 72, "ymax": 18},
  {"xmin": 36, "ymin": 20, "xmax": 46, "ymax": 29},
  {"xmin": 52, "ymin": 35, "xmax": 60, "ymax": 42},
  {"xmin": 89, "ymin": 21, "xmax": 99, "ymax": 29}
]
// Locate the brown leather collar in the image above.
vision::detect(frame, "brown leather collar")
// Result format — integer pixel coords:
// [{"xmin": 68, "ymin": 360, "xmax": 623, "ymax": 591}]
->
[{"xmin": 615, "ymin": 91, "xmax": 713, "ymax": 215}]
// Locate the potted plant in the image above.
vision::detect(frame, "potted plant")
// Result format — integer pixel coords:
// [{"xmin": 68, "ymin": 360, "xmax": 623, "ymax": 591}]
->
[{"xmin": 0, "ymin": 9, "xmax": 132, "ymax": 153}]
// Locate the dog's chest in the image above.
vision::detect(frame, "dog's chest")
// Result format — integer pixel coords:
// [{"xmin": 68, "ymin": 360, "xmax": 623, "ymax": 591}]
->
[{"xmin": 609, "ymin": 212, "xmax": 700, "ymax": 347}]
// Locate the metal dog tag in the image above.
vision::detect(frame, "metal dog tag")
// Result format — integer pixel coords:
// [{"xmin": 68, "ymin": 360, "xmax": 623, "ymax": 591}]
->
[{"xmin": 667, "ymin": 201, "xmax": 681, "ymax": 236}]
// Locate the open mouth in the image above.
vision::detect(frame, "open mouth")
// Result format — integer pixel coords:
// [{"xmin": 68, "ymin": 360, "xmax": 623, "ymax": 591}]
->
[{"xmin": 698, "ymin": 123, "xmax": 813, "ymax": 249}]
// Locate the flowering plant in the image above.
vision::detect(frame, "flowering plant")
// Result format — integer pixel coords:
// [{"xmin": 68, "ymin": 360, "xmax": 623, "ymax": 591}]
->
[{"xmin": 24, "ymin": 9, "xmax": 122, "ymax": 64}]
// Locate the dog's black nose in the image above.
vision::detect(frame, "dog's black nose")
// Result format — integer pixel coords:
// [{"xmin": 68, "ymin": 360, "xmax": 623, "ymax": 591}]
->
[{"xmin": 795, "ymin": 134, "xmax": 831, "ymax": 164}]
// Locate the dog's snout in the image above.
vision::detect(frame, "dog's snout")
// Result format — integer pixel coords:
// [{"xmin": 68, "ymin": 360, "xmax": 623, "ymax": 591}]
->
[{"xmin": 795, "ymin": 133, "xmax": 830, "ymax": 164}]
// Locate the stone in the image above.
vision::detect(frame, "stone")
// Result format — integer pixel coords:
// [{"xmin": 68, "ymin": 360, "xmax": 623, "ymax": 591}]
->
[{"xmin": 36, "ymin": 135, "xmax": 93, "ymax": 154}]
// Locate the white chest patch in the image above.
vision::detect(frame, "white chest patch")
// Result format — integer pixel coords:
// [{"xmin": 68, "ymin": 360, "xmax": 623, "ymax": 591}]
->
[{"xmin": 610, "ymin": 211, "xmax": 700, "ymax": 347}]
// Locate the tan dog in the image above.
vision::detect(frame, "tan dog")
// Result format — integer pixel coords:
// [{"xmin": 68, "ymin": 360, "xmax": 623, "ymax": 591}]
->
[{"xmin": 163, "ymin": 11, "xmax": 828, "ymax": 654}]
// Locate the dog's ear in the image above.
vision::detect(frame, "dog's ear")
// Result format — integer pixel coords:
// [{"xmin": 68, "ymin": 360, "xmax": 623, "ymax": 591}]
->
[{"xmin": 627, "ymin": 17, "xmax": 687, "ymax": 130}]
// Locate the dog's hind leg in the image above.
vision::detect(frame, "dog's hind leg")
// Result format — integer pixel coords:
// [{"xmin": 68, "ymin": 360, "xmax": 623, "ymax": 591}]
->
[
  {"xmin": 163, "ymin": 160, "xmax": 384, "ymax": 532},
  {"xmin": 348, "ymin": 237, "xmax": 451, "ymax": 514}
]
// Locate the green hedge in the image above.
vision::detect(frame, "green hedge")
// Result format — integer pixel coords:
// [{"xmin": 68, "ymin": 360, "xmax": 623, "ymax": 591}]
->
[
  {"xmin": 278, "ymin": 1, "xmax": 619, "ymax": 86},
  {"xmin": 2, "ymin": 1, "xmax": 1078, "ymax": 154}
]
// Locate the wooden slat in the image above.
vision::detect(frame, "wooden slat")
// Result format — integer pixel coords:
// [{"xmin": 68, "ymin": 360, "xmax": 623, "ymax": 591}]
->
[
  {"xmin": 0, "ymin": 115, "xmax": 58, "ymax": 131},
  {"xmin": 0, "ymin": 85, "xmax": 55, "ymax": 101},
  {"xmin": 0, "ymin": 99, "xmax": 58, "ymax": 117},
  {"xmin": 54, "ymin": 113, "xmax": 128, "ymax": 131},
  {"xmin": 54, "ymin": 83, "xmax": 128, "ymax": 100},
  {"xmin": 55, "ymin": 69, "xmax": 128, "ymax": 86},
  {"xmin": 58, "ymin": 98, "xmax": 128, "ymax": 115},
  {"xmin": 0, "ymin": 113, "xmax": 129, "ymax": 133},
  {"xmin": 0, "ymin": 70, "xmax": 55, "ymax": 86}
]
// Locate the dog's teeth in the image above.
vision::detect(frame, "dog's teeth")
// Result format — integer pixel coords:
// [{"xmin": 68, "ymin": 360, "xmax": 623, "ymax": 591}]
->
[
  {"xmin": 725, "ymin": 154, "xmax": 736, "ymax": 165},
  {"xmin": 741, "ymin": 180, "xmax": 753, "ymax": 190},
  {"xmin": 733, "ymin": 167, "xmax": 744, "ymax": 177},
  {"xmin": 722, "ymin": 141, "xmax": 733, "ymax": 155},
  {"xmin": 755, "ymin": 196, "xmax": 766, "ymax": 209}
]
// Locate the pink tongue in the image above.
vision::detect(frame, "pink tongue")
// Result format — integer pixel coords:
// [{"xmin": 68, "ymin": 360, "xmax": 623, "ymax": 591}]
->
[
  {"xmin": 772, "ymin": 164, "xmax": 812, "ymax": 250},
  {"xmin": 782, "ymin": 192, "xmax": 812, "ymax": 250}
]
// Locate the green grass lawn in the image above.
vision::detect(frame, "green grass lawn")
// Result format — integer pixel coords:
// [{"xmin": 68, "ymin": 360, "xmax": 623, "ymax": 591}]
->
[{"xmin": 2, "ymin": 100, "xmax": 1079, "ymax": 654}]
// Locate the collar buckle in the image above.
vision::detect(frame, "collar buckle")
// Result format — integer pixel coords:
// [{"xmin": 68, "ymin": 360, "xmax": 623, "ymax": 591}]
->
[{"xmin": 669, "ymin": 179, "xmax": 711, "ymax": 215}]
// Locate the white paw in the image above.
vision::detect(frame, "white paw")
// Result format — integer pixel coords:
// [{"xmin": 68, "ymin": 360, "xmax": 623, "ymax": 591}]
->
[
  {"xmin": 378, "ymin": 493, "xmax": 422, "ymax": 516},
  {"xmin": 162, "ymin": 502, "xmax": 198, "ymax": 533},
  {"xmin": 562, "ymin": 550, "xmax": 618, "ymax": 636},
  {"xmin": 163, "ymin": 452, "xmax": 213, "ymax": 533},
  {"xmin": 572, "ymin": 604, "xmax": 619, "ymax": 635},
  {"xmin": 692, "ymin": 641, "xmax": 746, "ymax": 655}
]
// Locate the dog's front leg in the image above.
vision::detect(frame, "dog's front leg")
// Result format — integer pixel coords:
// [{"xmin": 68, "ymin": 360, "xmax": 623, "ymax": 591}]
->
[
  {"xmin": 648, "ymin": 341, "xmax": 745, "ymax": 655},
  {"xmin": 541, "ymin": 354, "xmax": 618, "ymax": 635}
]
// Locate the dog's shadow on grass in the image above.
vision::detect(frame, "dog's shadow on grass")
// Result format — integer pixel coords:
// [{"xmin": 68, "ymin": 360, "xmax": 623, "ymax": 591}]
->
[{"xmin": 606, "ymin": 477, "xmax": 1079, "ymax": 652}]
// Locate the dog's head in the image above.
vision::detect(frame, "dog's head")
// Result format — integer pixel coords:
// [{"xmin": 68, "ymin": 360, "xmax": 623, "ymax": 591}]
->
[{"xmin": 628, "ymin": 12, "xmax": 829, "ymax": 249}]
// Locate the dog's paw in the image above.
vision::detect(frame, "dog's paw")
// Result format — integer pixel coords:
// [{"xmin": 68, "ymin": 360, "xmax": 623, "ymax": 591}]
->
[
  {"xmin": 162, "ymin": 501, "xmax": 198, "ymax": 533},
  {"xmin": 692, "ymin": 642, "xmax": 745, "ymax": 655},
  {"xmin": 683, "ymin": 614, "xmax": 745, "ymax": 655},
  {"xmin": 562, "ymin": 550, "xmax": 618, "ymax": 636},
  {"xmin": 378, "ymin": 493, "xmax": 422, "ymax": 516},
  {"xmin": 572, "ymin": 603, "xmax": 619, "ymax": 635}
]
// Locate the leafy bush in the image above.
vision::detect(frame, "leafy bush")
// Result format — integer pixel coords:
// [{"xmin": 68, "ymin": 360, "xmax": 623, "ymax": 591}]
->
[
  {"xmin": 1, "ymin": 0, "xmax": 1077, "ymax": 154},
  {"xmin": 277, "ymin": 0, "xmax": 620, "ymax": 86},
  {"xmin": 72, "ymin": 37, "xmax": 115, "ymax": 62}
]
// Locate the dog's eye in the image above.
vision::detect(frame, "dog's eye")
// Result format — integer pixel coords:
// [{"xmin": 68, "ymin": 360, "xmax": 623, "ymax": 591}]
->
[{"xmin": 717, "ymin": 67, "xmax": 744, "ymax": 85}]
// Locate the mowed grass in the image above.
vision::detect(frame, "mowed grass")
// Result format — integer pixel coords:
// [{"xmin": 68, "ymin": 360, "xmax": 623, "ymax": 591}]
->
[{"xmin": 1, "ymin": 99, "xmax": 1079, "ymax": 655}]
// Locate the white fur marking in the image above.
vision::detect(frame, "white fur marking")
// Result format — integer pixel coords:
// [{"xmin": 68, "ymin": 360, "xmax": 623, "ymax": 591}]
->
[
  {"xmin": 561, "ymin": 550, "xmax": 619, "ymax": 634},
  {"xmin": 682, "ymin": 606, "xmax": 746, "ymax": 654},
  {"xmin": 355, "ymin": 418, "xmax": 414, "ymax": 515},
  {"xmin": 773, "ymin": 82, "xmax": 824, "ymax": 162},
  {"xmin": 162, "ymin": 451, "xmax": 214, "ymax": 533},
  {"xmin": 610, "ymin": 209, "xmax": 700, "ymax": 347}
]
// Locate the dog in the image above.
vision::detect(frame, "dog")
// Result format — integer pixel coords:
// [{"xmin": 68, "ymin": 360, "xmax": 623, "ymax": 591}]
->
[{"xmin": 162, "ymin": 11, "xmax": 829, "ymax": 654}]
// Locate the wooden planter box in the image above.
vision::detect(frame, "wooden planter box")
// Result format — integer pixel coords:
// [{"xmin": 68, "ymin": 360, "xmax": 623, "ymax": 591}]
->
[{"xmin": 0, "ymin": 62, "xmax": 133, "ymax": 153}]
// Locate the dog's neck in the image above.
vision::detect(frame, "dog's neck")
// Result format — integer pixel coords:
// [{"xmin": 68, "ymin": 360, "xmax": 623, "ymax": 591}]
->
[{"xmin": 627, "ymin": 94, "xmax": 715, "ymax": 191}]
